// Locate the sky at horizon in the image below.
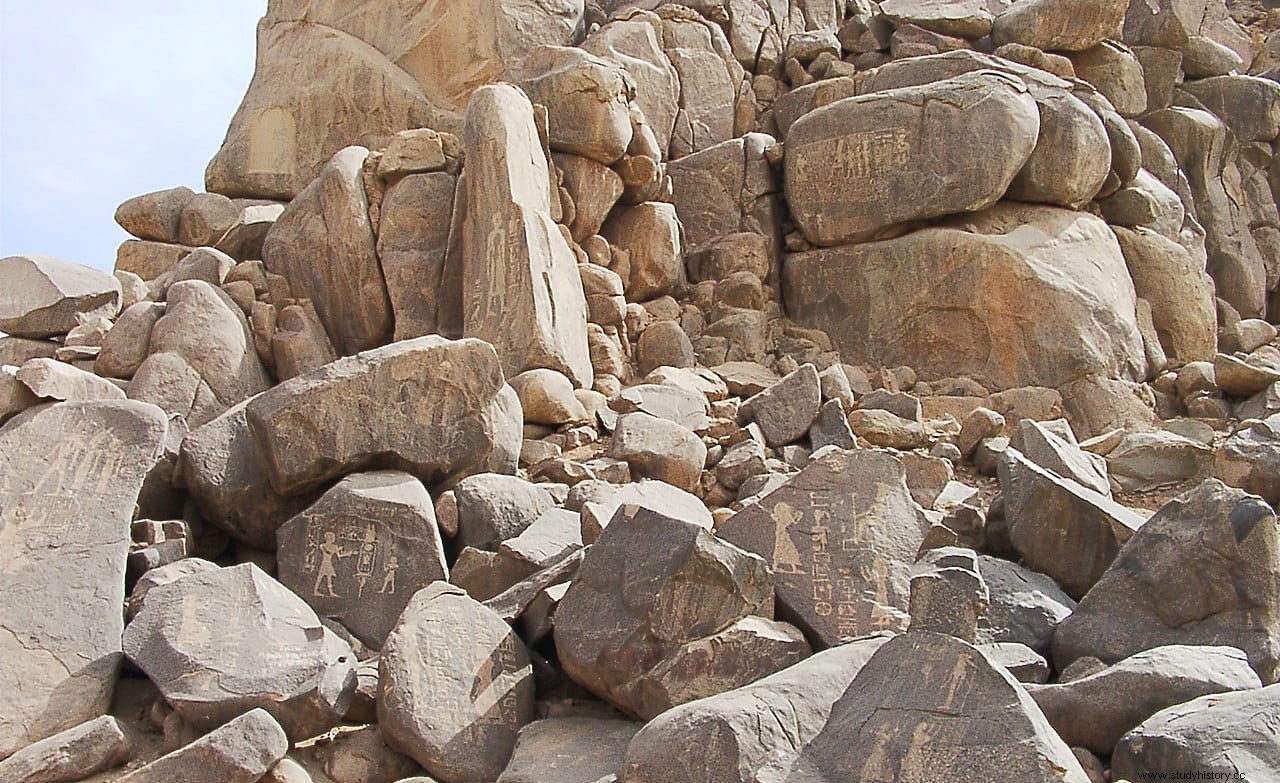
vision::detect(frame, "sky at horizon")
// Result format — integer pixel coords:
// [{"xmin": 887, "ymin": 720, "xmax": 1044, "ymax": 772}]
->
[{"xmin": 0, "ymin": 1, "xmax": 267, "ymax": 271}]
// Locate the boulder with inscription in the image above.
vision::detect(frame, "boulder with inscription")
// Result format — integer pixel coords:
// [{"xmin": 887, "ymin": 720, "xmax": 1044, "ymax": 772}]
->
[
  {"xmin": 992, "ymin": 0, "xmax": 1126, "ymax": 51},
  {"xmin": 459, "ymin": 84, "xmax": 592, "ymax": 388},
  {"xmin": 619, "ymin": 635, "xmax": 892, "ymax": 783},
  {"xmin": 0, "ymin": 401, "xmax": 167, "ymax": 759},
  {"xmin": 784, "ymin": 204, "xmax": 1147, "ymax": 394},
  {"xmin": 122, "ymin": 563, "xmax": 357, "ymax": 741},
  {"xmin": 1025, "ymin": 645, "xmax": 1262, "ymax": 755},
  {"xmin": 244, "ymin": 336, "xmax": 521, "ymax": 496},
  {"xmin": 756, "ymin": 632, "xmax": 1089, "ymax": 783},
  {"xmin": 115, "ymin": 708, "xmax": 288, "ymax": 783},
  {"xmin": 1054, "ymin": 480, "xmax": 1280, "ymax": 684},
  {"xmin": 0, "ymin": 255, "xmax": 121, "ymax": 339},
  {"xmin": 277, "ymin": 471, "xmax": 447, "ymax": 648},
  {"xmin": 379, "ymin": 581, "xmax": 535, "ymax": 783},
  {"xmin": 556, "ymin": 505, "xmax": 779, "ymax": 719},
  {"xmin": 262, "ymin": 146, "xmax": 392, "ymax": 356},
  {"xmin": 786, "ymin": 71, "xmax": 1038, "ymax": 246},
  {"xmin": 718, "ymin": 449, "xmax": 931, "ymax": 647}
]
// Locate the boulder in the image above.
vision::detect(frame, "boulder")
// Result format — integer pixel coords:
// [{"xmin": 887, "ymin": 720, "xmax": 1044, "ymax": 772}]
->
[
  {"xmin": 1112, "ymin": 226, "xmax": 1217, "ymax": 362},
  {"xmin": 976, "ymin": 555, "xmax": 1077, "ymax": 656},
  {"xmin": 114, "ymin": 187, "xmax": 195, "ymax": 243},
  {"xmin": 0, "ymin": 401, "xmax": 167, "ymax": 758},
  {"xmin": 1053, "ymin": 480, "xmax": 1280, "ymax": 684},
  {"xmin": 1026, "ymin": 645, "xmax": 1262, "ymax": 755},
  {"xmin": 1111, "ymin": 685, "xmax": 1280, "ymax": 781},
  {"xmin": 786, "ymin": 71, "xmax": 1039, "ymax": 246},
  {"xmin": 602, "ymin": 202, "xmax": 685, "ymax": 302},
  {"xmin": 619, "ymin": 635, "xmax": 892, "ymax": 783},
  {"xmin": 738, "ymin": 364, "xmax": 821, "ymax": 447},
  {"xmin": 376, "ymin": 171, "xmax": 456, "ymax": 342},
  {"xmin": 908, "ymin": 547, "xmax": 989, "ymax": 643},
  {"xmin": 668, "ymin": 134, "xmax": 782, "ymax": 256},
  {"xmin": 115, "ymin": 709, "xmax": 288, "ymax": 783},
  {"xmin": 262, "ymin": 146, "xmax": 392, "ymax": 356},
  {"xmin": 96, "ymin": 302, "xmax": 166, "ymax": 379},
  {"xmin": 555, "ymin": 504, "xmax": 776, "ymax": 719},
  {"xmin": 498, "ymin": 718, "xmax": 639, "ymax": 783},
  {"xmin": 609, "ymin": 413, "xmax": 707, "ymax": 491},
  {"xmin": 0, "ymin": 256, "xmax": 120, "ymax": 339},
  {"xmin": 756, "ymin": 632, "xmax": 1090, "ymax": 783},
  {"xmin": 520, "ymin": 46, "xmax": 635, "ymax": 165},
  {"xmin": 123, "ymin": 563, "xmax": 357, "ymax": 741},
  {"xmin": 578, "ymin": 479, "xmax": 714, "ymax": 543},
  {"xmin": 878, "ymin": 0, "xmax": 994, "ymax": 37},
  {"xmin": 15, "ymin": 358, "xmax": 125, "ymax": 403},
  {"xmin": 509, "ymin": 369, "xmax": 589, "ymax": 426},
  {"xmin": 1106, "ymin": 430, "xmax": 1214, "ymax": 491},
  {"xmin": 454, "ymin": 473, "xmax": 556, "ymax": 552},
  {"xmin": 0, "ymin": 715, "xmax": 131, "ymax": 783},
  {"xmin": 1215, "ymin": 414, "xmax": 1280, "ymax": 504},
  {"xmin": 459, "ymin": 84, "xmax": 592, "ymax": 388},
  {"xmin": 992, "ymin": 0, "xmax": 1127, "ymax": 51},
  {"xmin": 784, "ymin": 204, "xmax": 1147, "ymax": 393},
  {"xmin": 277, "ymin": 472, "xmax": 447, "ymax": 648},
  {"xmin": 244, "ymin": 336, "xmax": 521, "ymax": 496},
  {"xmin": 378, "ymin": 582, "xmax": 535, "ymax": 783},
  {"xmin": 718, "ymin": 449, "xmax": 930, "ymax": 647}
]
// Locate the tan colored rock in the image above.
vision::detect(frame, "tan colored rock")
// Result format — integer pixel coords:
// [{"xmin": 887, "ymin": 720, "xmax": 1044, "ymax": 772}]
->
[
  {"xmin": 521, "ymin": 46, "xmax": 635, "ymax": 165},
  {"xmin": 602, "ymin": 202, "xmax": 685, "ymax": 302},
  {"xmin": 0, "ymin": 715, "xmax": 132, "ymax": 783},
  {"xmin": 1112, "ymin": 226, "xmax": 1217, "ymax": 362},
  {"xmin": 718, "ymin": 449, "xmax": 931, "ymax": 647},
  {"xmin": 0, "ymin": 401, "xmax": 167, "ymax": 758},
  {"xmin": 15, "ymin": 358, "xmax": 125, "ymax": 403},
  {"xmin": 609, "ymin": 412, "xmax": 706, "ymax": 491},
  {"xmin": 510, "ymin": 368, "xmax": 589, "ymax": 426},
  {"xmin": 245, "ymin": 336, "xmax": 520, "ymax": 497},
  {"xmin": 263, "ymin": 146, "xmax": 392, "ymax": 355},
  {"xmin": 177, "ymin": 193, "xmax": 240, "ymax": 247},
  {"xmin": 992, "ymin": 0, "xmax": 1126, "ymax": 51},
  {"xmin": 499, "ymin": 718, "xmax": 639, "ymax": 783},
  {"xmin": 668, "ymin": 134, "xmax": 782, "ymax": 255},
  {"xmin": 1068, "ymin": 41, "xmax": 1147, "ymax": 117},
  {"xmin": 114, "ymin": 187, "xmax": 195, "ymax": 243},
  {"xmin": 375, "ymin": 171, "xmax": 456, "ymax": 341},
  {"xmin": 738, "ymin": 364, "xmax": 821, "ymax": 448},
  {"xmin": 1215, "ymin": 414, "xmax": 1280, "ymax": 504},
  {"xmin": 555, "ymin": 154, "xmax": 624, "ymax": 243},
  {"xmin": 786, "ymin": 71, "xmax": 1039, "ymax": 246},
  {"xmin": 460, "ymin": 84, "xmax": 593, "ymax": 388},
  {"xmin": 785, "ymin": 204, "xmax": 1147, "ymax": 392},
  {"xmin": 114, "ymin": 240, "xmax": 194, "ymax": 282},
  {"xmin": 879, "ymin": 0, "xmax": 994, "ymax": 37},
  {"xmin": 0, "ymin": 256, "xmax": 120, "ymax": 339},
  {"xmin": 271, "ymin": 301, "xmax": 338, "ymax": 381},
  {"xmin": 583, "ymin": 11, "xmax": 681, "ymax": 156},
  {"xmin": 379, "ymin": 582, "xmax": 535, "ymax": 783}
]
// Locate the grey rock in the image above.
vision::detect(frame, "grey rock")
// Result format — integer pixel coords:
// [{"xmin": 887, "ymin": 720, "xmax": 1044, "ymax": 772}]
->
[
  {"xmin": 0, "ymin": 716, "xmax": 131, "ymax": 783},
  {"xmin": 497, "ymin": 718, "xmax": 639, "ymax": 783},
  {"xmin": 739, "ymin": 364, "xmax": 821, "ymax": 448},
  {"xmin": 0, "ymin": 256, "xmax": 120, "ymax": 339},
  {"xmin": 115, "ymin": 709, "xmax": 288, "ymax": 783}
]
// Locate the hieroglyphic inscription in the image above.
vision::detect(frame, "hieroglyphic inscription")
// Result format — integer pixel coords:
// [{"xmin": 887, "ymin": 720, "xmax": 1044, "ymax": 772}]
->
[
  {"xmin": 794, "ymin": 129, "xmax": 912, "ymax": 196},
  {"xmin": 302, "ymin": 520, "xmax": 398, "ymax": 598}
]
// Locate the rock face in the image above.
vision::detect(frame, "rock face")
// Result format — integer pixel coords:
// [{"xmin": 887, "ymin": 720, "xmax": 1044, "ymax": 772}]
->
[
  {"xmin": 378, "ymin": 581, "xmax": 535, "ymax": 783},
  {"xmin": 719, "ymin": 450, "xmax": 931, "ymax": 647},
  {"xmin": 115, "ymin": 708, "xmax": 288, "ymax": 783},
  {"xmin": 1053, "ymin": 480, "xmax": 1280, "ymax": 684},
  {"xmin": 786, "ymin": 71, "xmax": 1039, "ymax": 246},
  {"xmin": 276, "ymin": 471, "xmax": 447, "ymax": 647},
  {"xmin": 244, "ymin": 336, "xmax": 520, "ymax": 496},
  {"xmin": 262, "ymin": 146, "xmax": 391, "ymax": 356},
  {"xmin": 759, "ymin": 632, "xmax": 1090, "ymax": 783},
  {"xmin": 784, "ymin": 204, "xmax": 1148, "ymax": 393},
  {"xmin": 458, "ymin": 84, "xmax": 592, "ymax": 388},
  {"xmin": 0, "ymin": 401, "xmax": 167, "ymax": 759},
  {"xmin": 499, "ymin": 717, "xmax": 639, "ymax": 783},
  {"xmin": 1111, "ymin": 685, "xmax": 1280, "ymax": 781},
  {"xmin": 122, "ymin": 563, "xmax": 357, "ymax": 741},
  {"xmin": 555, "ymin": 504, "xmax": 780, "ymax": 719},
  {"xmin": 0, "ymin": 256, "xmax": 120, "ymax": 338}
]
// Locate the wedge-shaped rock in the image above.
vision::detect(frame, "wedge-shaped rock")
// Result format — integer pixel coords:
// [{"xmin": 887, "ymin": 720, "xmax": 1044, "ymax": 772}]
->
[
  {"xmin": 786, "ymin": 71, "xmax": 1038, "ymax": 246},
  {"xmin": 579, "ymin": 479, "xmax": 714, "ymax": 543},
  {"xmin": 277, "ymin": 472, "xmax": 447, "ymax": 648},
  {"xmin": 976, "ymin": 555, "xmax": 1076, "ymax": 656},
  {"xmin": 521, "ymin": 46, "xmax": 634, "ymax": 165},
  {"xmin": 784, "ymin": 204, "xmax": 1147, "ymax": 392},
  {"xmin": 15, "ymin": 358, "xmax": 125, "ymax": 403},
  {"xmin": 262, "ymin": 146, "xmax": 391, "ymax": 356},
  {"xmin": 1026, "ymin": 645, "xmax": 1262, "ymax": 755},
  {"xmin": 999, "ymin": 448, "xmax": 1147, "ymax": 599},
  {"xmin": 738, "ymin": 363, "xmax": 821, "ymax": 447},
  {"xmin": 245, "ymin": 336, "xmax": 520, "ymax": 496},
  {"xmin": 460, "ymin": 84, "xmax": 592, "ymax": 387},
  {"xmin": 499, "ymin": 718, "xmax": 639, "ymax": 783},
  {"xmin": 205, "ymin": 19, "xmax": 441, "ymax": 200},
  {"xmin": 1054, "ymin": 480, "xmax": 1280, "ymax": 684},
  {"xmin": 757, "ymin": 632, "xmax": 1090, "ymax": 783},
  {"xmin": 0, "ymin": 256, "xmax": 120, "ymax": 338},
  {"xmin": 0, "ymin": 401, "xmax": 167, "ymax": 759},
  {"xmin": 556, "ymin": 505, "xmax": 776, "ymax": 719},
  {"xmin": 122, "ymin": 563, "xmax": 357, "ymax": 741},
  {"xmin": 718, "ymin": 450, "xmax": 931, "ymax": 647},
  {"xmin": 1215, "ymin": 414, "xmax": 1280, "ymax": 504},
  {"xmin": 1111, "ymin": 685, "xmax": 1280, "ymax": 781},
  {"xmin": 379, "ymin": 582, "xmax": 535, "ymax": 783},
  {"xmin": 377, "ymin": 171, "xmax": 456, "ymax": 342},
  {"xmin": 619, "ymin": 635, "xmax": 891, "ymax": 783},
  {"xmin": 992, "ymin": 0, "xmax": 1126, "ymax": 51},
  {"xmin": 0, "ymin": 714, "xmax": 131, "ymax": 783},
  {"xmin": 116, "ymin": 708, "xmax": 287, "ymax": 783}
]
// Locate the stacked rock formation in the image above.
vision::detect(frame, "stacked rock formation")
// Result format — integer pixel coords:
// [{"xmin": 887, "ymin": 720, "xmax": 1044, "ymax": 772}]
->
[{"xmin": 2, "ymin": 0, "xmax": 1279, "ymax": 781}]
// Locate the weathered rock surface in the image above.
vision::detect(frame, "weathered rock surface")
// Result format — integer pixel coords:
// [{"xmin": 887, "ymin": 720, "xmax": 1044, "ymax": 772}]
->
[
  {"xmin": 116, "ymin": 708, "xmax": 288, "ymax": 783},
  {"xmin": 0, "ymin": 715, "xmax": 132, "ymax": 783},
  {"xmin": 244, "ymin": 336, "xmax": 520, "ymax": 496},
  {"xmin": 277, "ymin": 471, "xmax": 447, "ymax": 647},
  {"xmin": 498, "ymin": 718, "xmax": 639, "ymax": 783},
  {"xmin": 379, "ymin": 582, "xmax": 534, "ymax": 783},
  {"xmin": 0, "ymin": 256, "xmax": 120, "ymax": 339},
  {"xmin": 1054, "ymin": 480, "xmax": 1280, "ymax": 684},
  {"xmin": 0, "ymin": 401, "xmax": 167, "ymax": 758},
  {"xmin": 976, "ymin": 555, "xmax": 1077, "ymax": 656},
  {"xmin": 1215, "ymin": 414, "xmax": 1280, "ymax": 504},
  {"xmin": 719, "ymin": 449, "xmax": 930, "ymax": 647},
  {"xmin": 122, "ymin": 563, "xmax": 357, "ymax": 741}
]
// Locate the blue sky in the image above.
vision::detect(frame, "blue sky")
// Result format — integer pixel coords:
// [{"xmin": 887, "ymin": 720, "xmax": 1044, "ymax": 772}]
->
[{"xmin": 0, "ymin": 1, "xmax": 266, "ymax": 270}]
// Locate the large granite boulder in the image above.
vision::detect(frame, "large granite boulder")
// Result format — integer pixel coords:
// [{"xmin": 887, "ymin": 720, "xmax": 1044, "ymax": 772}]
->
[
  {"xmin": 0, "ymin": 256, "xmax": 120, "ymax": 339},
  {"xmin": 244, "ymin": 336, "xmax": 521, "ymax": 496},
  {"xmin": 379, "ymin": 581, "xmax": 535, "ymax": 783},
  {"xmin": 786, "ymin": 71, "xmax": 1039, "ymax": 246},
  {"xmin": 377, "ymin": 170, "xmax": 457, "ymax": 342},
  {"xmin": 0, "ymin": 401, "xmax": 167, "ymax": 759},
  {"xmin": 277, "ymin": 471, "xmax": 447, "ymax": 648},
  {"xmin": 122, "ymin": 563, "xmax": 357, "ymax": 741},
  {"xmin": 1053, "ymin": 480, "xmax": 1280, "ymax": 684},
  {"xmin": 499, "ymin": 718, "xmax": 639, "ymax": 783},
  {"xmin": 458, "ymin": 84, "xmax": 592, "ymax": 388},
  {"xmin": 784, "ymin": 203, "xmax": 1148, "ymax": 393},
  {"xmin": 115, "ymin": 708, "xmax": 288, "ymax": 783},
  {"xmin": 718, "ymin": 449, "xmax": 931, "ymax": 647},
  {"xmin": 0, "ymin": 715, "xmax": 132, "ymax": 783},
  {"xmin": 992, "ymin": 0, "xmax": 1127, "ymax": 52}
]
